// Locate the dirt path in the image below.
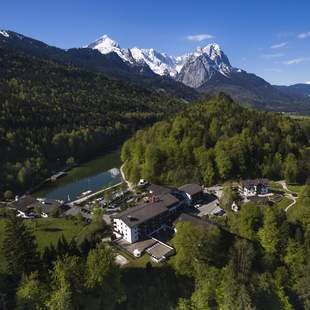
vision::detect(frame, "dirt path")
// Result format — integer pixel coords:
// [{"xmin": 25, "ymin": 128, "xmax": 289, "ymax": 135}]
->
[
  {"xmin": 120, "ymin": 162, "xmax": 134, "ymax": 191},
  {"xmin": 276, "ymin": 180, "xmax": 298, "ymax": 212}
]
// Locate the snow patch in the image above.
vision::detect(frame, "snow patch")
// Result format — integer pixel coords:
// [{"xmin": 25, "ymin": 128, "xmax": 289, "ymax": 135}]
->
[
  {"xmin": 88, "ymin": 34, "xmax": 135, "ymax": 63},
  {"xmin": 0, "ymin": 30, "xmax": 9, "ymax": 38},
  {"xmin": 87, "ymin": 35, "xmax": 233, "ymax": 78}
]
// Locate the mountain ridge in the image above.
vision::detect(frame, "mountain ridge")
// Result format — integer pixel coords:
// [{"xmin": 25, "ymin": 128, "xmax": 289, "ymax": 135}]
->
[
  {"xmin": 0, "ymin": 30, "xmax": 198, "ymax": 101},
  {"xmin": 1, "ymin": 29, "xmax": 310, "ymax": 114}
]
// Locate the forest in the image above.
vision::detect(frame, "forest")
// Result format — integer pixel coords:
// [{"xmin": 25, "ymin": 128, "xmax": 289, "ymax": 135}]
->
[
  {"xmin": 0, "ymin": 47, "xmax": 187, "ymax": 198},
  {"xmin": 122, "ymin": 93, "xmax": 310, "ymax": 186},
  {"xmin": 172, "ymin": 183, "xmax": 310, "ymax": 310}
]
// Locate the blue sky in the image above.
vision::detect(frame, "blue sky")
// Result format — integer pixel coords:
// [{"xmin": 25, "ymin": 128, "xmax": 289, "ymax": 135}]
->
[{"xmin": 1, "ymin": 0, "xmax": 310, "ymax": 85}]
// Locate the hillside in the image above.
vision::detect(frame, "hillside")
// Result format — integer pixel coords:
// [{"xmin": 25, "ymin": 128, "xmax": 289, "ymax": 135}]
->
[
  {"xmin": 122, "ymin": 93, "xmax": 310, "ymax": 185},
  {"xmin": 0, "ymin": 47, "xmax": 187, "ymax": 197},
  {"xmin": 198, "ymin": 71, "xmax": 310, "ymax": 114},
  {"xmin": 0, "ymin": 30, "xmax": 198, "ymax": 101},
  {"xmin": 274, "ymin": 83, "xmax": 310, "ymax": 98}
]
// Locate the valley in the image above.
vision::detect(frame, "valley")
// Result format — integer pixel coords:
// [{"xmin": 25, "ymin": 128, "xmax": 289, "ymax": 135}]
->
[{"xmin": 0, "ymin": 10, "xmax": 309, "ymax": 309}]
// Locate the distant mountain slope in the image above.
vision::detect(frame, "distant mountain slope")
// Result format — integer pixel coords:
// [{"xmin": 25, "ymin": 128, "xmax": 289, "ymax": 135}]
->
[
  {"xmin": 274, "ymin": 84, "xmax": 310, "ymax": 98},
  {"xmin": 174, "ymin": 45, "xmax": 310, "ymax": 114},
  {"xmin": 0, "ymin": 30, "xmax": 198, "ymax": 101},
  {"xmin": 197, "ymin": 71, "xmax": 310, "ymax": 113},
  {"xmin": 0, "ymin": 47, "xmax": 187, "ymax": 198}
]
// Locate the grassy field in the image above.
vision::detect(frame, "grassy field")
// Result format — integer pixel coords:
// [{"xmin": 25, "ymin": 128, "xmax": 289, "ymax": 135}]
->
[
  {"xmin": 269, "ymin": 181, "xmax": 285, "ymax": 193},
  {"xmin": 275, "ymin": 196, "xmax": 293, "ymax": 210},
  {"xmin": 0, "ymin": 217, "xmax": 86, "ymax": 272},
  {"xmin": 287, "ymin": 184, "xmax": 304, "ymax": 194},
  {"xmin": 28, "ymin": 218, "xmax": 87, "ymax": 251}
]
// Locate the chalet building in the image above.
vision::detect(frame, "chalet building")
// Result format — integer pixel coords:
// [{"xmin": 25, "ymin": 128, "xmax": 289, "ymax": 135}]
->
[
  {"xmin": 239, "ymin": 179, "xmax": 269, "ymax": 197},
  {"xmin": 8, "ymin": 195, "xmax": 62, "ymax": 218},
  {"xmin": 178, "ymin": 184, "xmax": 203, "ymax": 204},
  {"xmin": 112, "ymin": 193, "xmax": 184, "ymax": 243}
]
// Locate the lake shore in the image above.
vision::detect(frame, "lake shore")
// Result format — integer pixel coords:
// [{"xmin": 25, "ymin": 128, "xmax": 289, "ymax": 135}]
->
[{"xmin": 34, "ymin": 149, "xmax": 122, "ymax": 201}]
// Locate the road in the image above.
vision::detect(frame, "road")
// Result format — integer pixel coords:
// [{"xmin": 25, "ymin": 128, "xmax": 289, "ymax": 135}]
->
[{"xmin": 276, "ymin": 180, "xmax": 298, "ymax": 212}]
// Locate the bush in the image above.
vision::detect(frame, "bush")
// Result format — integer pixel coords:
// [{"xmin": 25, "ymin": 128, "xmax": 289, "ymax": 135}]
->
[{"xmin": 4, "ymin": 190, "xmax": 13, "ymax": 201}]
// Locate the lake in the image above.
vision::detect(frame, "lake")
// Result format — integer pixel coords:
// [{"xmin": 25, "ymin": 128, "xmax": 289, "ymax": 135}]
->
[{"xmin": 34, "ymin": 149, "xmax": 123, "ymax": 201}]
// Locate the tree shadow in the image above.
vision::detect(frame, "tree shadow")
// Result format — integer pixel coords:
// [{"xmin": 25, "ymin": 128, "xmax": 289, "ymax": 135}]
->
[
  {"xmin": 41, "ymin": 228, "xmax": 63, "ymax": 232},
  {"xmin": 117, "ymin": 265, "xmax": 194, "ymax": 310}
]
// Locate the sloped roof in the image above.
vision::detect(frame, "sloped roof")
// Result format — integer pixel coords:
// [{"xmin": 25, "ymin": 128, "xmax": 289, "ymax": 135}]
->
[
  {"xmin": 112, "ymin": 193, "xmax": 179, "ymax": 227},
  {"xmin": 240, "ymin": 178, "xmax": 269, "ymax": 187},
  {"xmin": 8, "ymin": 195, "xmax": 38, "ymax": 212},
  {"xmin": 178, "ymin": 184, "xmax": 202, "ymax": 196}
]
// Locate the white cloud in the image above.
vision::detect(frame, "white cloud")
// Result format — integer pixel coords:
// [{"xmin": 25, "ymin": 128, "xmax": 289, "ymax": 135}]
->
[
  {"xmin": 306, "ymin": 81, "xmax": 310, "ymax": 84},
  {"xmin": 283, "ymin": 57, "xmax": 308, "ymax": 65},
  {"xmin": 298, "ymin": 32, "xmax": 310, "ymax": 39},
  {"xmin": 261, "ymin": 53, "xmax": 284, "ymax": 59},
  {"xmin": 186, "ymin": 33, "xmax": 214, "ymax": 42},
  {"xmin": 270, "ymin": 42, "xmax": 287, "ymax": 49}
]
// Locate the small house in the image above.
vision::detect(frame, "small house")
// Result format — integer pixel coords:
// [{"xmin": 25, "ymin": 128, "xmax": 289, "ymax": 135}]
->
[
  {"xmin": 178, "ymin": 184, "xmax": 203, "ymax": 204},
  {"xmin": 239, "ymin": 179, "xmax": 269, "ymax": 197}
]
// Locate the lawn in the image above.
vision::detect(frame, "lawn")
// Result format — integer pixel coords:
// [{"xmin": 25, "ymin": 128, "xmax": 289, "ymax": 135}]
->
[
  {"xmin": 0, "ymin": 217, "xmax": 86, "ymax": 272},
  {"xmin": 287, "ymin": 184, "xmax": 304, "ymax": 194},
  {"xmin": 27, "ymin": 218, "xmax": 87, "ymax": 251},
  {"xmin": 275, "ymin": 197, "xmax": 294, "ymax": 210},
  {"xmin": 269, "ymin": 181, "xmax": 285, "ymax": 193}
]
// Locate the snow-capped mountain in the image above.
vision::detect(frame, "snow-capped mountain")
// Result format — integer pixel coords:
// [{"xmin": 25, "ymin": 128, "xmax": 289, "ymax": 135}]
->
[
  {"xmin": 88, "ymin": 34, "xmax": 190, "ymax": 76},
  {"xmin": 0, "ymin": 30, "xmax": 10, "ymax": 38},
  {"xmin": 87, "ymin": 35, "xmax": 136, "ymax": 64},
  {"xmin": 130, "ymin": 47, "xmax": 189, "ymax": 77},
  {"xmin": 176, "ymin": 43, "xmax": 236, "ymax": 88},
  {"xmin": 193, "ymin": 44, "xmax": 232, "ymax": 75},
  {"xmin": 87, "ymin": 35, "xmax": 236, "ymax": 84}
]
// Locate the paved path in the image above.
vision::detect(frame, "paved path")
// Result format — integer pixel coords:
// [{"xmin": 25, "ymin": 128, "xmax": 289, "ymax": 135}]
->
[
  {"xmin": 120, "ymin": 162, "xmax": 134, "ymax": 191},
  {"xmin": 276, "ymin": 180, "xmax": 298, "ymax": 212}
]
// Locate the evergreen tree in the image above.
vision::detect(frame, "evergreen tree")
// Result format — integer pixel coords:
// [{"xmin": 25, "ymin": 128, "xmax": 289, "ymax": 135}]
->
[
  {"xmin": 85, "ymin": 244, "xmax": 125, "ymax": 309},
  {"xmin": 48, "ymin": 255, "xmax": 83, "ymax": 309},
  {"xmin": 2, "ymin": 215, "xmax": 40, "ymax": 276},
  {"xmin": 16, "ymin": 272, "xmax": 47, "ymax": 310},
  {"xmin": 284, "ymin": 153, "xmax": 299, "ymax": 183}
]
